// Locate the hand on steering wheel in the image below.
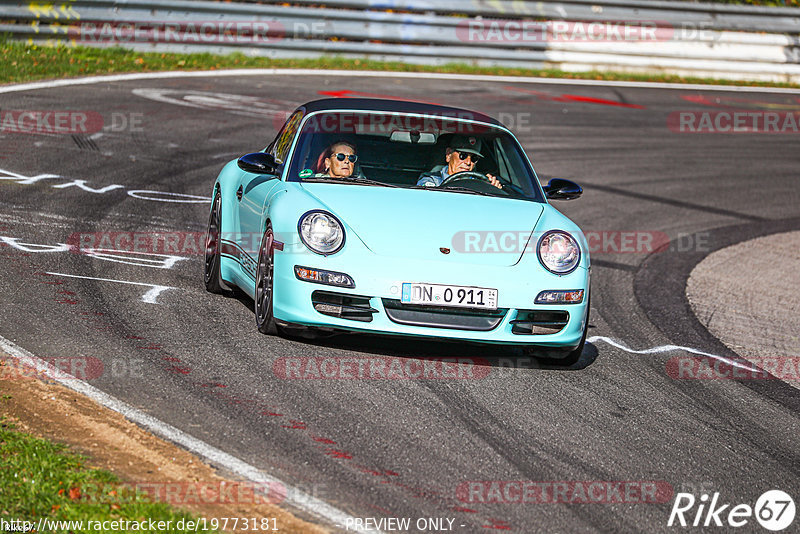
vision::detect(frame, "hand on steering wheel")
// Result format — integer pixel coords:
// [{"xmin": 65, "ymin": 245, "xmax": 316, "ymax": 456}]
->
[{"xmin": 440, "ymin": 171, "xmax": 502, "ymax": 189}]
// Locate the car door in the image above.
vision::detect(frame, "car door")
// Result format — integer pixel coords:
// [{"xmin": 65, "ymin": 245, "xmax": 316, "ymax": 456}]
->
[{"xmin": 237, "ymin": 110, "xmax": 303, "ymax": 278}]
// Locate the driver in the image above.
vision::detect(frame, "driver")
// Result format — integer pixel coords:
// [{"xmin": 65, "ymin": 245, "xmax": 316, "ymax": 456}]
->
[{"xmin": 417, "ymin": 135, "xmax": 501, "ymax": 189}]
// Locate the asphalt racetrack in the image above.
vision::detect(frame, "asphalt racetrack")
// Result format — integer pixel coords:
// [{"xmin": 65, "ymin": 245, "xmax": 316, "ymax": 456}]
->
[{"xmin": 1, "ymin": 72, "xmax": 798, "ymax": 532}]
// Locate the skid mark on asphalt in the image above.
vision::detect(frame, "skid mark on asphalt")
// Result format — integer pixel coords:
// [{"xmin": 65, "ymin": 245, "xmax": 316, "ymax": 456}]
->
[
  {"xmin": 324, "ymin": 448, "xmax": 353, "ymax": 460},
  {"xmin": 483, "ymin": 518, "xmax": 512, "ymax": 530},
  {"xmin": 503, "ymin": 86, "xmax": 646, "ymax": 109}
]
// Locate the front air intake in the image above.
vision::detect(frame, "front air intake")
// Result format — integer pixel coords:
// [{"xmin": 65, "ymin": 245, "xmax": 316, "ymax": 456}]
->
[
  {"xmin": 510, "ymin": 310, "xmax": 569, "ymax": 335},
  {"xmin": 311, "ymin": 291, "xmax": 377, "ymax": 322}
]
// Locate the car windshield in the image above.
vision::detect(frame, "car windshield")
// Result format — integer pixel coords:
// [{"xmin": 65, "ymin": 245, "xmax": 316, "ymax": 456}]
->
[{"xmin": 286, "ymin": 110, "xmax": 545, "ymax": 202}]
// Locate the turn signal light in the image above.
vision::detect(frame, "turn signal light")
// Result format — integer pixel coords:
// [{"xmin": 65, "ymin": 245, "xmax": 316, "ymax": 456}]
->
[
  {"xmin": 534, "ymin": 289, "xmax": 584, "ymax": 304},
  {"xmin": 294, "ymin": 266, "xmax": 355, "ymax": 288}
]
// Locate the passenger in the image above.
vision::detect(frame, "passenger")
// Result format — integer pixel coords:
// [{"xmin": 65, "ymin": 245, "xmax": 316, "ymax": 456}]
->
[{"xmin": 315, "ymin": 141, "xmax": 358, "ymax": 178}]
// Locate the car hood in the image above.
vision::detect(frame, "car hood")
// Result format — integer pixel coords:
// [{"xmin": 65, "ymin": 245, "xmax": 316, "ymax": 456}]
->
[{"xmin": 299, "ymin": 183, "xmax": 544, "ymax": 266}]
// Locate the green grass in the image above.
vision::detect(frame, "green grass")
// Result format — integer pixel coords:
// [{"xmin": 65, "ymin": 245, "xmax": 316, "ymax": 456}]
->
[
  {"xmin": 2, "ymin": 38, "xmax": 798, "ymax": 89},
  {"xmin": 0, "ymin": 417, "xmax": 218, "ymax": 533}
]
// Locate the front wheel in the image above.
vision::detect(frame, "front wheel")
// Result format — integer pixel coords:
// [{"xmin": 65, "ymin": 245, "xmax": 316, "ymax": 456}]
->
[
  {"xmin": 204, "ymin": 190, "xmax": 225, "ymax": 294},
  {"xmin": 255, "ymin": 224, "xmax": 278, "ymax": 335}
]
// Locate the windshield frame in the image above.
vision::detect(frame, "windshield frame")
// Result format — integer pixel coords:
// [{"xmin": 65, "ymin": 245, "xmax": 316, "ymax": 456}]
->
[{"xmin": 280, "ymin": 108, "xmax": 547, "ymax": 203}]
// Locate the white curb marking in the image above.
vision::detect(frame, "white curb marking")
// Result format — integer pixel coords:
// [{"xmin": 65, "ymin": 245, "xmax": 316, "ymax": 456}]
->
[{"xmin": 1, "ymin": 69, "xmax": 798, "ymax": 95}]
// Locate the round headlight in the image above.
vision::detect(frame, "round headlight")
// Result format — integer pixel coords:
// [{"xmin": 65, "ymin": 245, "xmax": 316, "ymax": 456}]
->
[
  {"xmin": 298, "ymin": 210, "xmax": 345, "ymax": 255},
  {"xmin": 537, "ymin": 230, "xmax": 580, "ymax": 274}
]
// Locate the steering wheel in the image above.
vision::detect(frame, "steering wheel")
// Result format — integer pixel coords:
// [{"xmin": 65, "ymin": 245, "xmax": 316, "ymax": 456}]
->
[
  {"xmin": 440, "ymin": 171, "xmax": 498, "ymax": 187},
  {"xmin": 439, "ymin": 171, "xmax": 527, "ymax": 197}
]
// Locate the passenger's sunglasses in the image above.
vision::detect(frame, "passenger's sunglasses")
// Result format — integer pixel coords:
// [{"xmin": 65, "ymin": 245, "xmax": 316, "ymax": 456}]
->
[
  {"xmin": 456, "ymin": 151, "xmax": 481, "ymax": 162},
  {"xmin": 333, "ymin": 153, "xmax": 358, "ymax": 163}
]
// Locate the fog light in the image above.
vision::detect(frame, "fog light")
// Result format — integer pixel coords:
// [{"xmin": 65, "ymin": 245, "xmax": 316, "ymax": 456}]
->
[
  {"xmin": 535, "ymin": 289, "xmax": 584, "ymax": 304},
  {"xmin": 313, "ymin": 303, "xmax": 343, "ymax": 314},
  {"xmin": 295, "ymin": 266, "xmax": 355, "ymax": 288}
]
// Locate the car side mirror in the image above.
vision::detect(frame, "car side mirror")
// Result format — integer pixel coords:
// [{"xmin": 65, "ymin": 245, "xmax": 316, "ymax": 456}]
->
[
  {"xmin": 238, "ymin": 152, "xmax": 278, "ymax": 174},
  {"xmin": 543, "ymin": 178, "xmax": 582, "ymax": 200}
]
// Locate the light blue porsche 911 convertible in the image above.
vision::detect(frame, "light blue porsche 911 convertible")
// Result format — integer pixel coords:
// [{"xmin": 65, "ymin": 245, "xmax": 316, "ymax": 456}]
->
[{"xmin": 204, "ymin": 98, "xmax": 590, "ymax": 364}]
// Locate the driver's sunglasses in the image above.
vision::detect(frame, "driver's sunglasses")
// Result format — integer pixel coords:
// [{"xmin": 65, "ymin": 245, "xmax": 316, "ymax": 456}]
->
[
  {"xmin": 456, "ymin": 151, "xmax": 481, "ymax": 162},
  {"xmin": 334, "ymin": 153, "xmax": 358, "ymax": 163}
]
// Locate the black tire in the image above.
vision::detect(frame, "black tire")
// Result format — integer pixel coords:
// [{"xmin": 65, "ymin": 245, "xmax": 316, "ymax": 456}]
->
[
  {"xmin": 204, "ymin": 190, "xmax": 225, "ymax": 294},
  {"xmin": 255, "ymin": 224, "xmax": 278, "ymax": 335}
]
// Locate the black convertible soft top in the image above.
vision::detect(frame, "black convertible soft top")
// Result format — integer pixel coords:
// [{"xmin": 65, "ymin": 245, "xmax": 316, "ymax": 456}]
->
[{"xmin": 297, "ymin": 98, "xmax": 503, "ymax": 127}]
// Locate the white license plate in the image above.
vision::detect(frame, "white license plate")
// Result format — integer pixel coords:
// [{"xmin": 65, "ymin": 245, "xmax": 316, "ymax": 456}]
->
[{"xmin": 401, "ymin": 283, "xmax": 498, "ymax": 310}]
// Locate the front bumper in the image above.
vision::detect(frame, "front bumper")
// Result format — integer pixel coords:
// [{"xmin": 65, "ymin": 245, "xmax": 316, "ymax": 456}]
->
[{"xmin": 271, "ymin": 246, "xmax": 589, "ymax": 349}]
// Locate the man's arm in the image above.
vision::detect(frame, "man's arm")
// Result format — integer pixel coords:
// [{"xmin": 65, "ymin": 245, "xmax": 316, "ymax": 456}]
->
[{"xmin": 417, "ymin": 168, "xmax": 445, "ymax": 187}]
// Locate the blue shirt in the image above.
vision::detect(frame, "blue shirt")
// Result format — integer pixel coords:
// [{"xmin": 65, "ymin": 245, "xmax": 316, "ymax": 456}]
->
[{"xmin": 417, "ymin": 167, "xmax": 448, "ymax": 187}]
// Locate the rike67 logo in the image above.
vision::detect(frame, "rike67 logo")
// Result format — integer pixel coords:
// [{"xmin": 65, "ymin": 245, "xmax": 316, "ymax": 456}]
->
[{"xmin": 668, "ymin": 490, "xmax": 795, "ymax": 531}]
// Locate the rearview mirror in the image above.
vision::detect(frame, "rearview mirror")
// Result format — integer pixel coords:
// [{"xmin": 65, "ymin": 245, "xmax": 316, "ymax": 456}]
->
[
  {"xmin": 390, "ymin": 130, "xmax": 437, "ymax": 144},
  {"xmin": 238, "ymin": 152, "xmax": 278, "ymax": 174},
  {"xmin": 543, "ymin": 178, "xmax": 582, "ymax": 200}
]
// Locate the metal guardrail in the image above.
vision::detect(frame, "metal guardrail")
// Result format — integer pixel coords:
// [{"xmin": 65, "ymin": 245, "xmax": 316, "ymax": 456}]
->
[
  {"xmin": 1, "ymin": 0, "xmax": 799, "ymax": 83},
  {"xmin": 244, "ymin": 0, "xmax": 800, "ymax": 34}
]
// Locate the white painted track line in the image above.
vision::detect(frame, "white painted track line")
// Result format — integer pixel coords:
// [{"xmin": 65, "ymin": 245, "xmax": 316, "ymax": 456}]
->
[
  {"xmin": 1, "ymin": 69, "xmax": 799, "ymax": 94},
  {"xmin": 45, "ymin": 271, "xmax": 176, "ymax": 304},
  {"xmin": 588, "ymin": 336, "xmax": 762, "ymax": 373}
]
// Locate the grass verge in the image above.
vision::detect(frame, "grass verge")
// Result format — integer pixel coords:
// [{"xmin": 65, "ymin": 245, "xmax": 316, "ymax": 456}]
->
[
  {"xmin": 0, "ymin": 416, "xmax": 218, "ymax": 533},
  {"xmin": 2, "ymin": 38, "xmax": 799, "ymax": 89}
]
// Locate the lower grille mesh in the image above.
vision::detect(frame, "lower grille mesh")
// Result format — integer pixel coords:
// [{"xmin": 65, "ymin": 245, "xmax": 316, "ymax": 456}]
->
[{"xmin": 382, "ymin": 299, "xmax": 507, "ymax": 331}]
